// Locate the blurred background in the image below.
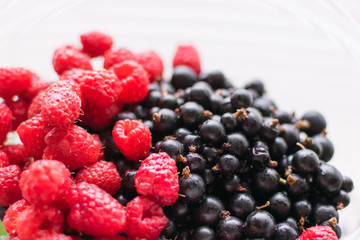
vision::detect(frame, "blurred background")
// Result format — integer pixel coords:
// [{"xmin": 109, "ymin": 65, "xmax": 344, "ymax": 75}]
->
[{"xmin": 0, "ymin": 0, "xmax": 359, "ymax": 238}]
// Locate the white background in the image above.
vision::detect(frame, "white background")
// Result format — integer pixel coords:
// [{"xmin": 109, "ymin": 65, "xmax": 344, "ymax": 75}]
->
[{"xmin": 0, "ymin": 0, "xmax": 360, "ymax": 238}]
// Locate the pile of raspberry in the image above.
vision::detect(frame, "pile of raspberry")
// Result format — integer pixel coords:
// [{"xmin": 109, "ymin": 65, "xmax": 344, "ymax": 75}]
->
[{"xmin": 0, "ymin": 31, "xmax": 352, "ymax": 240}]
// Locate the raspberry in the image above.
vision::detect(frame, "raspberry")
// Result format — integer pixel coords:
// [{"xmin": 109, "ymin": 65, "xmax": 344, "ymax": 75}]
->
[
  {"xmin": 1, "ymin": 144, "xmax": 28, "ymax": 168},
  {"xmin": 5, "ymin": 97, "xmax": 30, "ymax": 131},
  {"xmin": 135, "ymin": 152, "xmax": 179, "ymax": 205},
  {"xmin": 17, "ymin": 115, "xmax": 51, "ymax": 159},
  {"xmin": 60, "ymin": 68, "xmax": 88, "ymax": 82},
  {"xmin": 135, "ymin": 51, "xmax": 164, "ymax": 82},
  {"xmin": 24, "ymin": 76, "xmax": 51, "ymax": 101},
  {"xmin": 103, "ymin": 48, "xmax": 135, "ymax": 69},
  {"xmin": 80, "ymin": 31, "xmax": 113, "ymax": 57},
  {"xmin": 19, "ymin": 160, "xmax": 71, "ymax": 205},
  {"xmin": 299, "ymin": 226, "xmax": 338, "ymax": 240},
  {"xmin": 37, "ymin": 232, "xmax": 73, "ymax": 240},
  {"xmin": 112, "ymin": 60, "xmax": 149, "ymax": 103},
  {"xmin": 27, "ymin": 90, "xmax": 46, "ymax": 118},
  {"xmin": 53, "ymin": 45, "xmax": 93, "ymax": 75},
  {"xmin": 43, "ymin": 125, "xmax": 101, "ymax": 170},
  {"xmin": 75, "ymin": 161, "xmax": 121, "ymax": 195},
  {"xmin": 0, "ymin": 165, "xmax": 22, "ymax": 206},
  {"xmin": 66, "ymin": 182, "xmax": 127, "ymax": 236},
  {"xmin": 0, "ymin": 102, "xmax": 12, "ymax": 145},
  {"xmin": 112, "ymin": 119, "xmax": 152, "ymax": 161},
  {"xmin": 173, "ymin": 44, "xmax": 201, "ymax": 75},
  {"xmin": 16, "ymin": 205, "xmax": 64, "ymax": 240},
  {"xmin": 0, "ymin": 149, "xmax": 9, "ymax": 167},
  {"xmin": 0, "ymin": 68, "xmax": 34, "ymax": 99},
  {"xmin": 3, "ymin": 199, "xmax": 30, "ymax": 237},
  {"xmin": 126, "ymin": 196, "xmax": 167, "ymax": 240},
  {"xmin": 41, "ymin": 80, "xmax": 82, "ymax": 128},
  {"xmin": 93, "ymin": 237, "xmax": 127, "ymax": 240},
  {"xmin": 92, "ymin": 134, "xmax": 105, "ymax": 161}
]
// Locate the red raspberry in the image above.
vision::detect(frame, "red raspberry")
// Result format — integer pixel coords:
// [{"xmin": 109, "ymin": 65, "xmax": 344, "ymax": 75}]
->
[
  {"xmin": 0, "ymin": 165, "xmax": 22, "ymax": 206},
  {"xmin": 93, "ymin": 237, "xmax": 127, "ymax": 240},
  {"xmin": 75, "ymin": 161, "xmax": 121, "ymax": 195},
  {"xmin": 43, "ymin": 125, "xmax": 101, "ymax": 170},
  {"xmin": 299, "ymin": 226, "xmax": 338, "ymax": 240},
  {"xmin": 16, "ymin": 205, "xmax": 64, "ymax": 240},
  {"xmin": 17, "ymin": 115, "xmax": 51, "ymax": 159},
  {"xmin": 0, "ymin": 149, "xmax": 9, "ymax": 167},
  {"xmin": 60, "ymin": 68, "xmax": 88, "ymax": 82},
  {"xmin": 0, "ymin": 68, "xmax": 34, "ymax": 99},
  {"xmin": 0, "ymin": 102, "xmax": 12, "ymax": 145},
  {"xmin": 37, "ymin": 232, "xmax": 73, "ymax": 240},
  {"xmin": 19, "ymin": 160, "xmax": 71, "ymax": 205},
  {"xmin": 80, "ymin": 31, "xmax": 113, "ymax": 58},
  {"xmin": 27, "ymin": 90, "xmax": 46, "ymax": 118},
  {"xmin": 3, "ymin": 199, "xmax": 30, "ymax": 237},
  {"xmin": 41, "ymin": 80, "xmax": 82, "ymax": 128},
  {"xmin": 112, "ymin": 60, "xmax": 149, "ymax": 103},
  {"xmin": 103, "ymin": 48, "xmax": 136, "ymax": 69},
  {"xmin": 5, "ymin": 97, "xmax": 30, "ymax": 131},
  {"xmin": 135, "ymin": 152, "xmax": 179, "ymax": 205},
  {"xmin": 112, "ymin": 119, "xmax": 151, "ymax": 161},
  {"xmin": 1, "ymin": 144, "xmax": 28, "ymax": 168},
  {"xmin": 126, "ymin": 196, "xmax": 167, "ymax": 240},
  {"xmin": 135, "ymin": 51, "xmax": 164, "ymax": 82},
  {"xmin": 173, "ymin": 44, "xmax": 201, "ymax": 75},
  {"xmin": 53, "ymin": 45, "xmax": 93, "ymax": 75},
  {"xmin": 66, "ymin": 182, "xmax": 127, "ymax": 236},
  {"xmin": 24, "ymin": 76, "xmax": 51, "ymax": 101},
  {"xmin": 92, "ymin": 134, "xmax": 105, "ymax": 161}
]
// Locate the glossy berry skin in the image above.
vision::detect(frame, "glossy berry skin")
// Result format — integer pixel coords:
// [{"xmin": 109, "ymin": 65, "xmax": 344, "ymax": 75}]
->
[
  {"xmin": 291, "ymin": 149, "xmax": 319, "ymax": 174},
  {"xmin": 3, "ymin": 199, "xmax": 30, "ymax": 237},
  {"xmin": 245, "ymin": 210, "xmax": 276, "ymax": 239},
  {"xmin": 222, "ymin": 133, "xmax": 249, "ymax": 158},
  {"xmin": 179, "ymin": 172, "xmax": 206, "ymax": 204},
  {"xmin": 245, "ymin": 80, "xmax": 265, "ymax": 96},
  {"xmin": 293, "ymin": 199, "xmax": 312, "ymax": 220},
  {"xmin": 270, "ymin": 137, "xmax": 287, "ymax": 159},
  {"xmin": 200, "ymin": 120, "xmax": 226, "ymax": 145},
  {"xmin": 112, "ymin": 119, "xmax": 152, "ymax": 161},
  {"xmin": 53, "ymin": 45, "xmax": 92, "ymax": 75},
  {"xmin": 66, "ymin": 182, "xmax": 127, "ymax": 237},
  {"xmin": 311, "ymin": 134, "xmax": 334, "ymax": 162},
  {"xmin": 287, "ymin": 174, "xmax": 310, "ymax": 198},
  {"xmin": 135, "ymin": 51, "xmax": 164, "ymax": 82},
  {"xmin": 253, "ymin": 167, "xmax": 280, "ymax": 193},
  {"xmin": 160, "ymin": 94, "xmax": 178, "ymax": 109},
  {"xmin": 173, "ymin": 44, "xmax": 201, "ymax": 75},
  {"xmin": 230, "ymin": 193, "xmax": 256, "ymax": 220},
  {"xmin": 272, "ymin": 223, "xmax": 298, "ymax": 240},
  {"xmin": 103, "ymin": 48, "xmax": 136, "ymax": 69},
  {"xmin": 189, "ymin": 85, "xmax": 211, "ymax": 108},
  {"xmin": 201, "ymin": 71, "xmax": 226, "ymax": 89},
  {"xmin": 126, "ymin": 196, "xmax": 167, "ymax": 240},
  {"xmin": 20, "ymin": 160, "xmax": 71, "ymax": 205},
  {"xmin": 279, "ymin": 124, "xmax": 300, "ymax": 150},
  {"xmin": 315, "ymin": 163, "xmax": 343, "ymax": 194},
  {"xmin": 261, "ymin": 118, "xmax": 280, "ymax": 141},
  {"xmin": 166, "ymin": 200, "xmax": 189, "ymax": 223},
  {"xmin": 191, "ymin": 226, "xmax": 216, "ymax": 240},
  {"xmin": 272, "ymin": 110, "xmax": 293, "ymax": 124},
  {"xmin": 0, "ymin": 165, "xmax": 22, "ymax": 206},
  {"xmin": 185, "ymin": 153, "xmax": 206, "ymax": 172},
  {"xmin": 268, "ymin": 192, "xmax": 291, "ymax": 220},
  {"xmin": 342, "ymin": 176, "xmax": 354, "ymax": 192},
  {"xmin": 217, "ymin": 216, "xmax": 244, "ymax": 240},
  {"xmin": 192, "ymin": 196, "xmax": 225, "ymax": 226},
  {"xmin": 157, "ymin": 139, "xmax": 185, "ymax": 160},
  {"xmin": 180, "ymin": 101, "xmax": 205, "ymax": 128},
  {"xmin": 230, "ymin": 89, "xmax": 253, "ymax": 109},
  {"xmin": 135, "ymin": 153, "xmax": 179, "ymax": 206},
  {"xmin": 237, "ymin": 108, "xmax": 262, "ymax": 136},
  {"xmin": 313, "ymin": 204, "xmax": 339, "ymax": 225},
  {"xmin": 75, "ymin": 161, "xmax": 121, "ymax": 196},
  {"xmin": 160, "ymin": 218, "xmax": 177, "ymax": 239},
  {"xmin": 0, "ymin": 102, "xmax": 12, "ymax": 144},
  {"xmin": 284, "ymin": 217, "xmax": 298, "ymax": 232},
  {"xmin": 299, "ymin": 226, "xmax": 337, "ymax": 240},
  {"xmin": 153, "ymin": 108, "xmax": 178, "ymax": 135},
  {"xmin": 253, "ymin": 96, "xmax": 277, "ymax": 116},
  {"xmin": 80, "ymin": 31, "xmax": 113, "ymax": 57},
  {"xmin": 201, "ymin": 146, "xmax": 219, "ymax": 167},
  {"xmin": 321, "ymin": 220, "xmax": 342, "ymax": 238},
  {"xmin": 249, "ymin": 145, "xmax": 270, "ymax": 169},
  {"xmin": 218, "ymin": 154, "xmax": 240, "ymax": 177},
  {"xmin": 182, "ymin": 135, "xmax": 201, "ymax": 152},
  {"xmin": 301, "ymin": 111, "xmax": 327, "ymax": 136},
  {"xmin": 171, "ymin": 66, "xmax": 197, "ymax": 89}
]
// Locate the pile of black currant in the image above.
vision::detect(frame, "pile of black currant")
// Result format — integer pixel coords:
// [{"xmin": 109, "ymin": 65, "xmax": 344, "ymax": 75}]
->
[{"xmin": 102, "ymin": 66, "xmax": 353, "ymax": 240}]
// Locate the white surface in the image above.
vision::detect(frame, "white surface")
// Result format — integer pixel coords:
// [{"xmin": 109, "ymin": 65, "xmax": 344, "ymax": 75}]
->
[{"xmin": 1, "ymin": 0, "xmax": 360, "ymax": 237}]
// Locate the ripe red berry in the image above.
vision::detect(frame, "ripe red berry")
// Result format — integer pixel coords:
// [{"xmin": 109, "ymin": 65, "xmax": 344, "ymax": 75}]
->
[
  {"xmin": 16, "ymin": 205, "xmax": 64, "ymax": 240},
  {"xmin": 135, "ymin": 152, "xmax": 179, "ymax": 205},
  {"xmin": 27, "ymin": 90, "xmax": 46, "ymax": 118},
  {"xmin": 75, "ymin": 161, "xmax": 121, "ymax": 196},
  {"xmin": 112, "ymin": 119, "xmax": 152, "ymax": 161},
  {"xmin": 126, "ymin": 196, "xmax": 168, "ymax": 240},
  {"xmin": 80, "ymin": 31, "xmax": 113, "ymax": 58},
  {"xmin": 1, "ymin": 144, "xmax": 29, "ymax": 168},
  {"xmin": 92, "ymin": 134, "xmax": 105, "ymax": 161},
  {"xmin": 299, "ymin": 226, "xmax": 338, "ymax": 240},
  {"xmin": 16, "ymin": 115, "xmax": 51, "ymax": 159},
  {"xmin": 103, "ymin": 48, "xmax": 135, "ymax": 69},
  {"xmin": 19, "ymin": 160, "xmax": 71, "ymax": 205},
  {"xmin": 112, "ymin": 60, "xmax": 149, "ymax": 103},
  {"xmin": 5, "ymin": 97, "xmax": 30, "ymax": 131},
  {"xmin": 66, "ymin": 182, "xmax": 127, "ymax": 236},
  {"xmin": 0, "ymin": 165, "xmax": 22, "ymax": 206},
  {"xmin": 43, "ymin": 125, "xmax": 101, "ymax": 170},
  {"xmin": 0, "ymin": 67, "xmax": 34, "ymax": 99},
  {"xmin": 93, "ymin": 236, "xmax": 127, "ymax": 240},
  {"xmin": 0, "ymin": 149, "xmax": 9, "ymax": 168},
  {"xmin": 23, "ymin": 76, "xmax": 51, "ymax": 101},
  {"xmin": 0, "ymin": 102, "xmax": 12, "ymax": 145},
  {"xmin": 3, "ymin": 199, "xmax": 30, "ymax": 237},
  {"xmin": 173, "ymin": 44, "xmax": 201, "ymax": 75},
  {"xmin": 37, "ymin": 232, "xmax": 73, "ymax": 240},
  {"xmin": 135, "ymin": 51, "xmax": 164, "ymax": 82},
  {"xmin": 53, "ymin": 45, "xmax": 93, "ymax": 75}
]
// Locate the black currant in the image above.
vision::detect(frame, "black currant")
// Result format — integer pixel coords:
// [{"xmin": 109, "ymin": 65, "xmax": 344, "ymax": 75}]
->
[
  {"xmin": 291, "ymin": 149, "xmax": 319, "ymax": 174},
  {"xmin": 191, "ymin": 226, "xmax": 216, "ymax": 240},
  {"xmin": 221, "ymin": 112, "xmax": 238, "ymax": 133},
  {"xmin": 230, "ymin": 193, "xmax": 256, "ymax": 220},
  {"xmin": 313, "ymin": 204, "xmax": 339, "ymax": 224},
  {"xmin": 171, "ymin": 65, "xmax": 197, "ymax": 89},
  {"xmin": 182, "ymin": 134, "xmax": 202, "ymax": 152},
  {"xmin": 199, "ymin": 120, "xmax": 226, "ymax": 145},
  {"xmin": 179, "ymin": 168, "xmax": 206, "ymax": 204},
  {"xmin": 153, "ymin": 108, "xmax": 178, "ymax": 135},
  {"xmin": 271, "ymin": 223, "xmax": 298, "ymax": 240},
  {"xmin": 253, "ymin": 167, "xmax": 280, "ymax": 193},
  {"xmin": 301, "ymin": 111, "xmax": 326, "ymax": 136},
  {"xmin": 192, "ymin": 196, "xmax": 225, "ymax": 226},
  {"xmin": 218, "ymin": 154, "xmax": 240, "ymax": 177},
  {"xmin": 180, "ymin": 101, "xmax": 205, "ymax": 128},
  {"xmin": 245, "ymin": 210, "xmax": 276, "ymax": 239},
  {"xmin": 185, "ymin": 153, "xmax": 206, "ymax": 172},
  {"xmin": 315, "ymin": 163, "xmax": 343, "ymax": 194},
  {"xmin": 230, "ymin": 88, "xmax": 253, "ymax": 109},
  {"xmin": 341, "ymin": 176, "xmax": 354, "ymax": 193},
  {"xmin": 245, "ymin": 79, "xmax": 265, "ymax": 96},
  {"xmin": 217, "ymin": 213, "xmax": 244, "ymax": 240},
  {"xmin": 268, "ymin": 191, "xmax": 291, "ymax": 220},
  {"xmin": 222, "ymin": 133, "xmax": 249, "ymax": 158},
  {"xmin": 200, "ymin": 70, "xmax": 226, "ymax": 89}
]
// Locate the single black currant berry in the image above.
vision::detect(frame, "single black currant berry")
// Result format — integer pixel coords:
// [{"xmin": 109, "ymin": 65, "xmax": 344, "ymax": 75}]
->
[
  {"xmin": 201, "ymin": 146, "xmax": 220, "ymax": 167},
  {"xmin": 179, "ymin": 167, "xmax": 206, "ymax": 204},
  {"xmin": 113, "ymin": 111, "xmax": 137, "ymax": 122},
  {"xmin": 315, "ymin": 163, "xmax": 343, "ymax": 194},
  {"xmin": 180, "ymin": 101, "xmax": 205, "ymax": 128},
  {"xmin": 160, "ymin": 218, "xmax": 177, "ymax": 239},
  {"xmin": 185, "ymin": 153, "xmax": 207, "ymax": 172},
  {"xmin": 268, "ymin": 192, "xmax": 291, "ymax": 220},
  {"xmin": 284, "ymin": 217, "xmax": 298, "ymax": 232},
  {"xmin": 174, "ymin": 128, "xmax": 193, "ymax": 142},
  {"xmin": 291, "ymin": 149, "xmax": 319, "ymax": 174},
  {"xmin": 272, "ymin": 110, "xmax": 293, "ymax": 124},
  {"xmin": 313, "ymin": 204, "xmax": 339, "ymax": 225},
  {"xmin": 236, "ymin": 107, "xmax": 262, "ymax": 136},
  {"xmin": 209, "ymin": 93, "xmax": 224, "ymax": 114},
  {"xmin": 218, "ymin": 154, "xmax": 240, "ymax": 177},
  {"xmin": 221, "ymin": 112, "xmax": 238, "ymax": 132},
  {"xmin": 182, "ymin": 134, "xmax": 202, "ymax": 152},
  {"xmin": 332, "ymin": 190, "xmax": 350, "ymax": 209},
  {"xmin": 220, "ymin": 97, "xmax": 234, "ymax": 114},
  {"xmin": 245, "ymin": 79, "xmax": 265, "ymax": 96},
  {"xmin": 189, "ymin": 85, "xmax": 211, "ymax": 108},
  {"xmin": 160, "ymin": 93, "xmax": 178, "ymax": 109},
  {"xmin": 199, "ymin": 120, "xmax": 226, "ymax": 145},
  {"xmin": 270, "ymin": 137, "xmax": 288, "ymax": 160},
  {"xmin": 279, "ymin": 124, "xmax": 300, "ymax": 150},
  {"xmin": 261, "ymin": 118, "xmax": 280, "ymax": 141},
  {"xmin": 249, "ymin": 145, "xmax": 270, "ymax": 169},
  {"xmin": 192, "ymin": 196, "xmax": 225, "ymax": 226},
  {"xmin": 252, "ymin": 96, "xmax": 277, "ymax": 117},
  {"xmin": 133, "ymin": 105, "xmax": 148, "ymax": 119},
  {"xmin": 200, "ymin": 70, "xmax": 226, "ymax": 89},
  {"xmin": 153, "ymin": 108, "xmax": 178, "ymax": 135},
  {"xmin": 158, "ymin": 139, "xmax": 185, "ymax": 160},
  {"xmin": 293, "ymin": 199, "xmax": 312, "ymax": 220},
  {"xmin": 271, "ymin": 223, "xmax": 298, "ymax": 240},
  {"xmin": 166, "ymin": 199, "xmax": 189, "ymax": 223},
  {"xmin": 171, "ymin": 65, "xmax": 197, "ymax": 89},
  {"xmin": 321, "ymin": 219, "xmax": 342, "ymax": 238},
  {"xmin": 245, "ymin": 210, "xmax": 276, "ymax": 239},
  {"xmin": 230, "ymin": 88, "xmax": 253, "ymax": 109},
  {"xmin": 287, "ymin": 174, "xmax": 310, "ymax": 198},
  {"xmin": 159, "ymin": 81, "xmax": 176, "ymax": 94},
  {"xmin": 222, "ymin": 133, "xmax": 249, "ymax": 158},
  {"xmin": 341, "ymin": 176, "xmax": 354, "ymax": 193},
  {"xmin": 301, "ymin": 111, "xmax": 327, "ymax": 136},
  {"xmin": 253, "ymin": 167, "xmax": 280, "ymax": 193},
  {"xmin": 144, "ymin": 90, "xmax": 162, "ymax": 107},
  {"xmin": 230, "ymin": 193, "xmax": 256, "ymax": 220},
  {"xmin": 311, "ymin": 134, "xmax": 334, "ymax": 162},
  {"xmin": 217, "ymin": 213, "xmax": 244, "ymax": 240},
  {"xmin": 121, "ymin": 169, "xmax": 137, "ymax": 196},
  {"xmin": 221, "ymin": 174, "xmax": 243, "ymax": 194},
  {"xmin": 191, "ymin": 226, "xmax": 216, "ymax": 240}
]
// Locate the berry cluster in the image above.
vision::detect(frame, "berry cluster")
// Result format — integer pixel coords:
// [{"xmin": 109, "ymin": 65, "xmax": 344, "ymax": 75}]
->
[{"xmin": 0, "ymin": 31, "xmax": 353, "ymax": 240}]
